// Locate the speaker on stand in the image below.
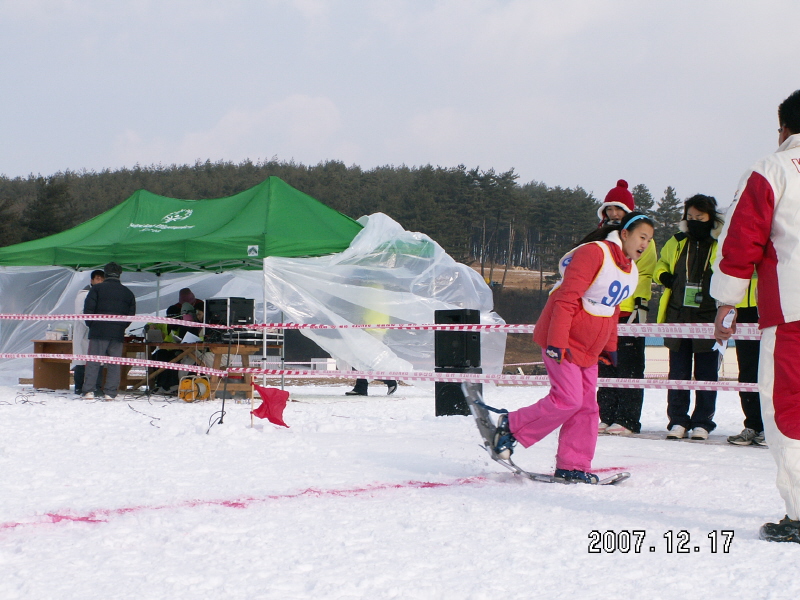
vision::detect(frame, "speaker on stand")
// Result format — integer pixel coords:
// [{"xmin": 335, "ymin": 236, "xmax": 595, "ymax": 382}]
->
[{"xmin": 434, "ymin": 309, "xmax": 481, "ymax": 416}]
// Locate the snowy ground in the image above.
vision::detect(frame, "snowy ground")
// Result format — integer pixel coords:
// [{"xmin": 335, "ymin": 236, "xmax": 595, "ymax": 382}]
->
[{"xmin": 1, "ymin": 379, "xmax": 796, "ymax": 600}]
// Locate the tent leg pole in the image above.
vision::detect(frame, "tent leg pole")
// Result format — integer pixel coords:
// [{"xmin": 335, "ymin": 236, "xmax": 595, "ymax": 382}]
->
[
  {"xmin": 263, "ymin": 260, "xmax": 267, "ymax": 391},
  {"xmin": 156, "ymin": 273, "xmax": 161, "ymax": 315}
]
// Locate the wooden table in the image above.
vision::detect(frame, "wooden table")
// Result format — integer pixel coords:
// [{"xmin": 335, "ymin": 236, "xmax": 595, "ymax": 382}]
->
[
  {"xmin": 206, "ymin": 345, "xmax": 260, "ymax": 399},
  {"xmin": 126, "ymin": 342, "xmax": 261, "ymax": 399},
  {"xmin": 32, "ymin": 340, "xmax": 266, "ymax": 399},
  {"xmin": 32, "ymin": 340, "xmax": 73, "ymax": 390},
  {"xmin": 32, "ymin": 339, "xmax": 146, "ymax": 391}
]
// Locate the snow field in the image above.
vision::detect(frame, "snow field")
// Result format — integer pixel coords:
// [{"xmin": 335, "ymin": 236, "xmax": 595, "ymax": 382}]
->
[{"xmin": 0, "ymin": 383, "xmax": 796, "ymax": 600}]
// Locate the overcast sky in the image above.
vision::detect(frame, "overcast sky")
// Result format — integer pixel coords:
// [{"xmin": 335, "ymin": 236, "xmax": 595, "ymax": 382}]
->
[{"xmin": 2, "ymin": 0, "xmax": 799, "ymax": 207}]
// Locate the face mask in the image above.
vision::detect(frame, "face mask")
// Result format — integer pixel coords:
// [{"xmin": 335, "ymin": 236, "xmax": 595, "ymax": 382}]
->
[{"xmin": 686, "ymin": 219, "xmax": 713, "ymax": 240}]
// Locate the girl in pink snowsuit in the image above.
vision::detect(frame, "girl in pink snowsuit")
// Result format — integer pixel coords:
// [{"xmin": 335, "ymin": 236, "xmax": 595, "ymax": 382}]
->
[{"xmin": 495, "ymin": 212, "xmax": 655, "ymax": 483}]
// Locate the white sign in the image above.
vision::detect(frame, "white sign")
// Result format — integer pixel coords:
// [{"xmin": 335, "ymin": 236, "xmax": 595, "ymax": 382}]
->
[{"xmin": 130, "ymin": 209, "xmax": 196, "ymax": 233}]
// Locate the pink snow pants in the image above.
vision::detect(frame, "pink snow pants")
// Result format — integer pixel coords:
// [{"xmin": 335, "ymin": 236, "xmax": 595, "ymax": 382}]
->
[{"xmin": 508, "ymin": 350, "xmax": 599, "ymax": 472}]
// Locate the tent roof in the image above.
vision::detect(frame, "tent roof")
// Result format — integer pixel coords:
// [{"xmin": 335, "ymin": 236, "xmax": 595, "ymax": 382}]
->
[{"xmin": 0, "ymin": 177, "xmax": 363, "ymax": 273}]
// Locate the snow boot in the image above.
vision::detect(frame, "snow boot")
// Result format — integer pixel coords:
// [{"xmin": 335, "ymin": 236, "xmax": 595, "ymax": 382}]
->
[
  {"xmin": 493, "ymin": 413, "xmax": 517, "ymax": 460},
  {"xmin": 554, "ymin": 469, "xmax": 600, "ymax": 484},
  {"xmin": 759, "ymin": 516, "xmax": 800, "ymax": 544}
]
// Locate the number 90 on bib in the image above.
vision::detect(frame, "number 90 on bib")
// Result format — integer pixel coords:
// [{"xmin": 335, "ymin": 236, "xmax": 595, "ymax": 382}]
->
[{"xmin": 601, "ymin": 280, "xmax": 630, "ymax": 307}]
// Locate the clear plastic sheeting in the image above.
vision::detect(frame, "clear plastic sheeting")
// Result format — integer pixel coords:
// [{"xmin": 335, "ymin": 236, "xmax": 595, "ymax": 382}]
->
[
  {"xmin": 262, "ymin": 213, "xmax": 506, "ymax": 375},
  {"xmin": 0, "ymin": 267, "xmax": 277, "ymax": 381}
]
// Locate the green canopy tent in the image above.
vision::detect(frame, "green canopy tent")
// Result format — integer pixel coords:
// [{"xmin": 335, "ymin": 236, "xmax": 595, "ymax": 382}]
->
[
  {"xmin": 0, "ymin": 176, "xmax": 363, "ymax": 273},
  {"xmin": 0, "ymin": 176, "xmax": 364, "ymax": 344}
]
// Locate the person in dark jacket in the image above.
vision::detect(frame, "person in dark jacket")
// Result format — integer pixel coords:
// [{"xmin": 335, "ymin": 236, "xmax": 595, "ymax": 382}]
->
[
  {"xmin": 165, "ymin": 288, "xmax": 205, "ymax": 339},
  {"xmin": 653, "ymin": 195, "xmax": 724, "ymax": 440},
  {"xmin": 72, "ymin": 269, "xmax": 105, "ymax": 394},
  {"xmin": 81, "ymin": 262, "xmax": 136, "ymax": 400},
  {"xmin": 152, "ymin": 288, "xmax": 205, "ymax": 393}
]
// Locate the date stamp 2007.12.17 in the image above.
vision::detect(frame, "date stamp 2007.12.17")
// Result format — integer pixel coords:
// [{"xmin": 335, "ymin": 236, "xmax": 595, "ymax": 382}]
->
[{"xmin": 588, "ymin": 530, "xmax": 734, "ymax": 554}]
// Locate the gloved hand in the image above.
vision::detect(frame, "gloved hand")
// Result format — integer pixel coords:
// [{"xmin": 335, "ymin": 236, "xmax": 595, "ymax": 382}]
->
[
  {"xmin": 659, "ymin": 272, "xmax": 674, "ymax": 288},
  {"xmin": 599, "ymin": 351, "xmax": 618, "ymax": 367},
  {"xmin": 545, "ymin": 346, "xmax": 565, "ymax": 364},
  {"xmin": 632, "ymin": 297, "xmax": 649, "ymax": 323}
]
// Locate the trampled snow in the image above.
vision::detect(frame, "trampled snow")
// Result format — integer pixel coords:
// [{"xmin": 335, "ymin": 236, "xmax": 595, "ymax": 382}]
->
[{"xmin": 0, "ymin": 381, "xmax": 796, "ymax": 599}]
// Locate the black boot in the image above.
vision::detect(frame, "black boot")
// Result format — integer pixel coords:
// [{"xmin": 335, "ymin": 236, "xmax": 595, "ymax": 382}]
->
[
  {"xmin": 554, "ymin": 469, "xmax": 600, "ymax": 484},
  {"xmin": 760, "ymin": 516, "xmax": 800, "ymax": 543},
  {"xmin": 345, "ymin": 379, "xmax": 369, "ymax": 396},
  {"xmin": 493, "ymin": 414, "xmax": 517, "ymax": 460}
]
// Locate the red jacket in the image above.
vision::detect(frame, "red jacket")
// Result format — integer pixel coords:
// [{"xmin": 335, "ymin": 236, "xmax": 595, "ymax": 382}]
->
[{"xmin": 534, "ymin": 241, "xmax": 632, "ymax": 367}]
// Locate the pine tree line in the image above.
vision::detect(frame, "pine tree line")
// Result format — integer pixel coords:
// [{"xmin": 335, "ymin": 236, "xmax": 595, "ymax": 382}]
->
[{"xmin": 0, "ymin": 159, "xmax": 686, "ymax": 277}]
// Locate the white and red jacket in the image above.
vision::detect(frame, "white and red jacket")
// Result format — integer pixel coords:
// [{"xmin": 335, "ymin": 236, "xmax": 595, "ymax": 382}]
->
[{"xmin": 711, "ymin": 133, "xmax": 800, "ymax": 327}]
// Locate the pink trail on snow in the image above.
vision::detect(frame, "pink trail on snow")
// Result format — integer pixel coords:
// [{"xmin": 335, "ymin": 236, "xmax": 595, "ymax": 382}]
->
[{"xmin": 0, "ymin": 476, "xmax": 490, "ymax": 532}]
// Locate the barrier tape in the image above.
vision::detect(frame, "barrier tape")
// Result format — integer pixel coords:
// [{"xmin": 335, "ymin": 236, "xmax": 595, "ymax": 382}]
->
[
  {"xmin": 0, "ymin": 313, "xmax": 237, "ymax": 331},
  {"xmin": 616, "ymin": 323, "xmax": 760, "ymax": 340},
  {"xmin": 0, "ymin": 313, "xmax": 762, "ymax": 339},
  {"xmin": 5, "ymin": 352, "xmax": 758, "ymax": 392},
  {"xmin": 227, "ymin": 367, "xmax": 758, "ymax": 392},
  {"xmin": 0, "ymin": 353, "xmax": 225, "ymax": 377},
  {"xmin": 0, "ymin": 313, "xmax": 762, "ymax": 392}
]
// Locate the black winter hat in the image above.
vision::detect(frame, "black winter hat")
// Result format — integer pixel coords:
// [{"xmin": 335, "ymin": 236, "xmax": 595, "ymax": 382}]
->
[{"xmin": 104, "ymin": 262, "xmax": 123, "ymax": 278}]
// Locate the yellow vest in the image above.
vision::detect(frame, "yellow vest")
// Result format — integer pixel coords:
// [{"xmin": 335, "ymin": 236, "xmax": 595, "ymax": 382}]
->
[{"xmin": 619, "ymin": 238, "xmax": 657, "ymax": 313}]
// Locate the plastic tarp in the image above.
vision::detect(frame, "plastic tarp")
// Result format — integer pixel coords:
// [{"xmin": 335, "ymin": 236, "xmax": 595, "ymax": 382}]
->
[
  {"xmin": 0, "ymin": 268, "xmax": 275, "ymax": 381},
  {"xmin": 263, "ymin": 213, "xmax": 506, "ymax": 375}
]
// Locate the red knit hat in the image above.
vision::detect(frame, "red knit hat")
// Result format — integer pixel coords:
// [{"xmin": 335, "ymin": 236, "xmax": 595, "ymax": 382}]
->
[{"xmin": 597, "ymin": 179, "xmax": 635, "ymax": 221}]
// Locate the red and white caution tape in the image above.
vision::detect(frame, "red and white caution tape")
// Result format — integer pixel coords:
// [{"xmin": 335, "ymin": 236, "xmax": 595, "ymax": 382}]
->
[
  {"xmin": 227, "ymin": 367, "xmax": 759, "ymax": 392},
  {"xmin": 0, "ymin": 313, "xmax": 233, "ymax": 330},
  {"xmin": 1, "ymin": 353, "xmax": 225, "ymax": 377},
  {"xmin": 4, "ymin": 352, "xmax": 758, "ymax": 392},
  {"xmin": 0, "ymin": 313, "xmax": 763, "ymax": 340},
  {"xmin": 616, "ymin": 322, "xmax": 761, "ymax": 340}
]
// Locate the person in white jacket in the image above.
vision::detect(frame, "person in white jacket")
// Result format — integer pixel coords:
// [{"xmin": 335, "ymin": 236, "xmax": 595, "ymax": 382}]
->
[
  {"xmin": 71, "ymin": 270, "xmax": 105, "ymax": 394},
  {"xmin": 711, "ymin": 89, "xmax": 800, "ymax": 545}
]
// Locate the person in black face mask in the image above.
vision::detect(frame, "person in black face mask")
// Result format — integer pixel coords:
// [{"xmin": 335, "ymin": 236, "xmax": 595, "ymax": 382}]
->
[
  {"xmin": 653, "ymin": 195, "xmax": 724, "ymax": 441},
  {"xmin": 686, "ymin": 218, "xmax": 714, "ymax": 240}
]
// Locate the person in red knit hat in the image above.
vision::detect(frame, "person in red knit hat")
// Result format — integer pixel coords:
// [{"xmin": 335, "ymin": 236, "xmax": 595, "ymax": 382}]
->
[
  {"xmin": 596, "ymin": 180, "xmax": 658, "ymax": 436},
  {"xmin": 596, "ymin": 179, "xmax": 636, "ymax": 224},
  {"xmin": 489, "ymin": 211, "xmax": 655, "ymax": 483}
]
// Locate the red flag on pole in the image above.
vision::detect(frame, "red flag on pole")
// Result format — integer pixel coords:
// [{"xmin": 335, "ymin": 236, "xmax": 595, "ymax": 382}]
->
[{"xmin": 251, "ymin": 384, "xmax": 290, "ymax": 427}]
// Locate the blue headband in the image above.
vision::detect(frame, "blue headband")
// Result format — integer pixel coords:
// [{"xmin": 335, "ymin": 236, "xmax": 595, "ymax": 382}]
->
[{"xmin": 624, "ymin": 214, "xmax": 649, "ymax": 229}]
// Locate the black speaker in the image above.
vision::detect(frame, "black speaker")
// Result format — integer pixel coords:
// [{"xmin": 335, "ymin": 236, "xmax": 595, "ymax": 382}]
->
[
  {"xmin": 435, "ymin": 368, "xmax": 481, "ymax": 416},
  {"xmin": 229, "ymin": 297, "xmax": 254, "ymax": 325},
  {"xmin": 434, "ymin": 309, "xmax": 481, "ymax": 368},
  {"xmin": 205, "ymin": 297, "xmax": 254, "ymax": 326}
]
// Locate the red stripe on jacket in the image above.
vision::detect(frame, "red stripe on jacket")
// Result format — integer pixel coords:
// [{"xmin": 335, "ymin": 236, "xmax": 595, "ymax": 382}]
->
[
  {"xmin": 774, "ymin": 322, "xmax": 800, "ymax": 439},
  {"xmin": 718, "ymin": 171, "xmax": 783, "ymax": 326}
]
